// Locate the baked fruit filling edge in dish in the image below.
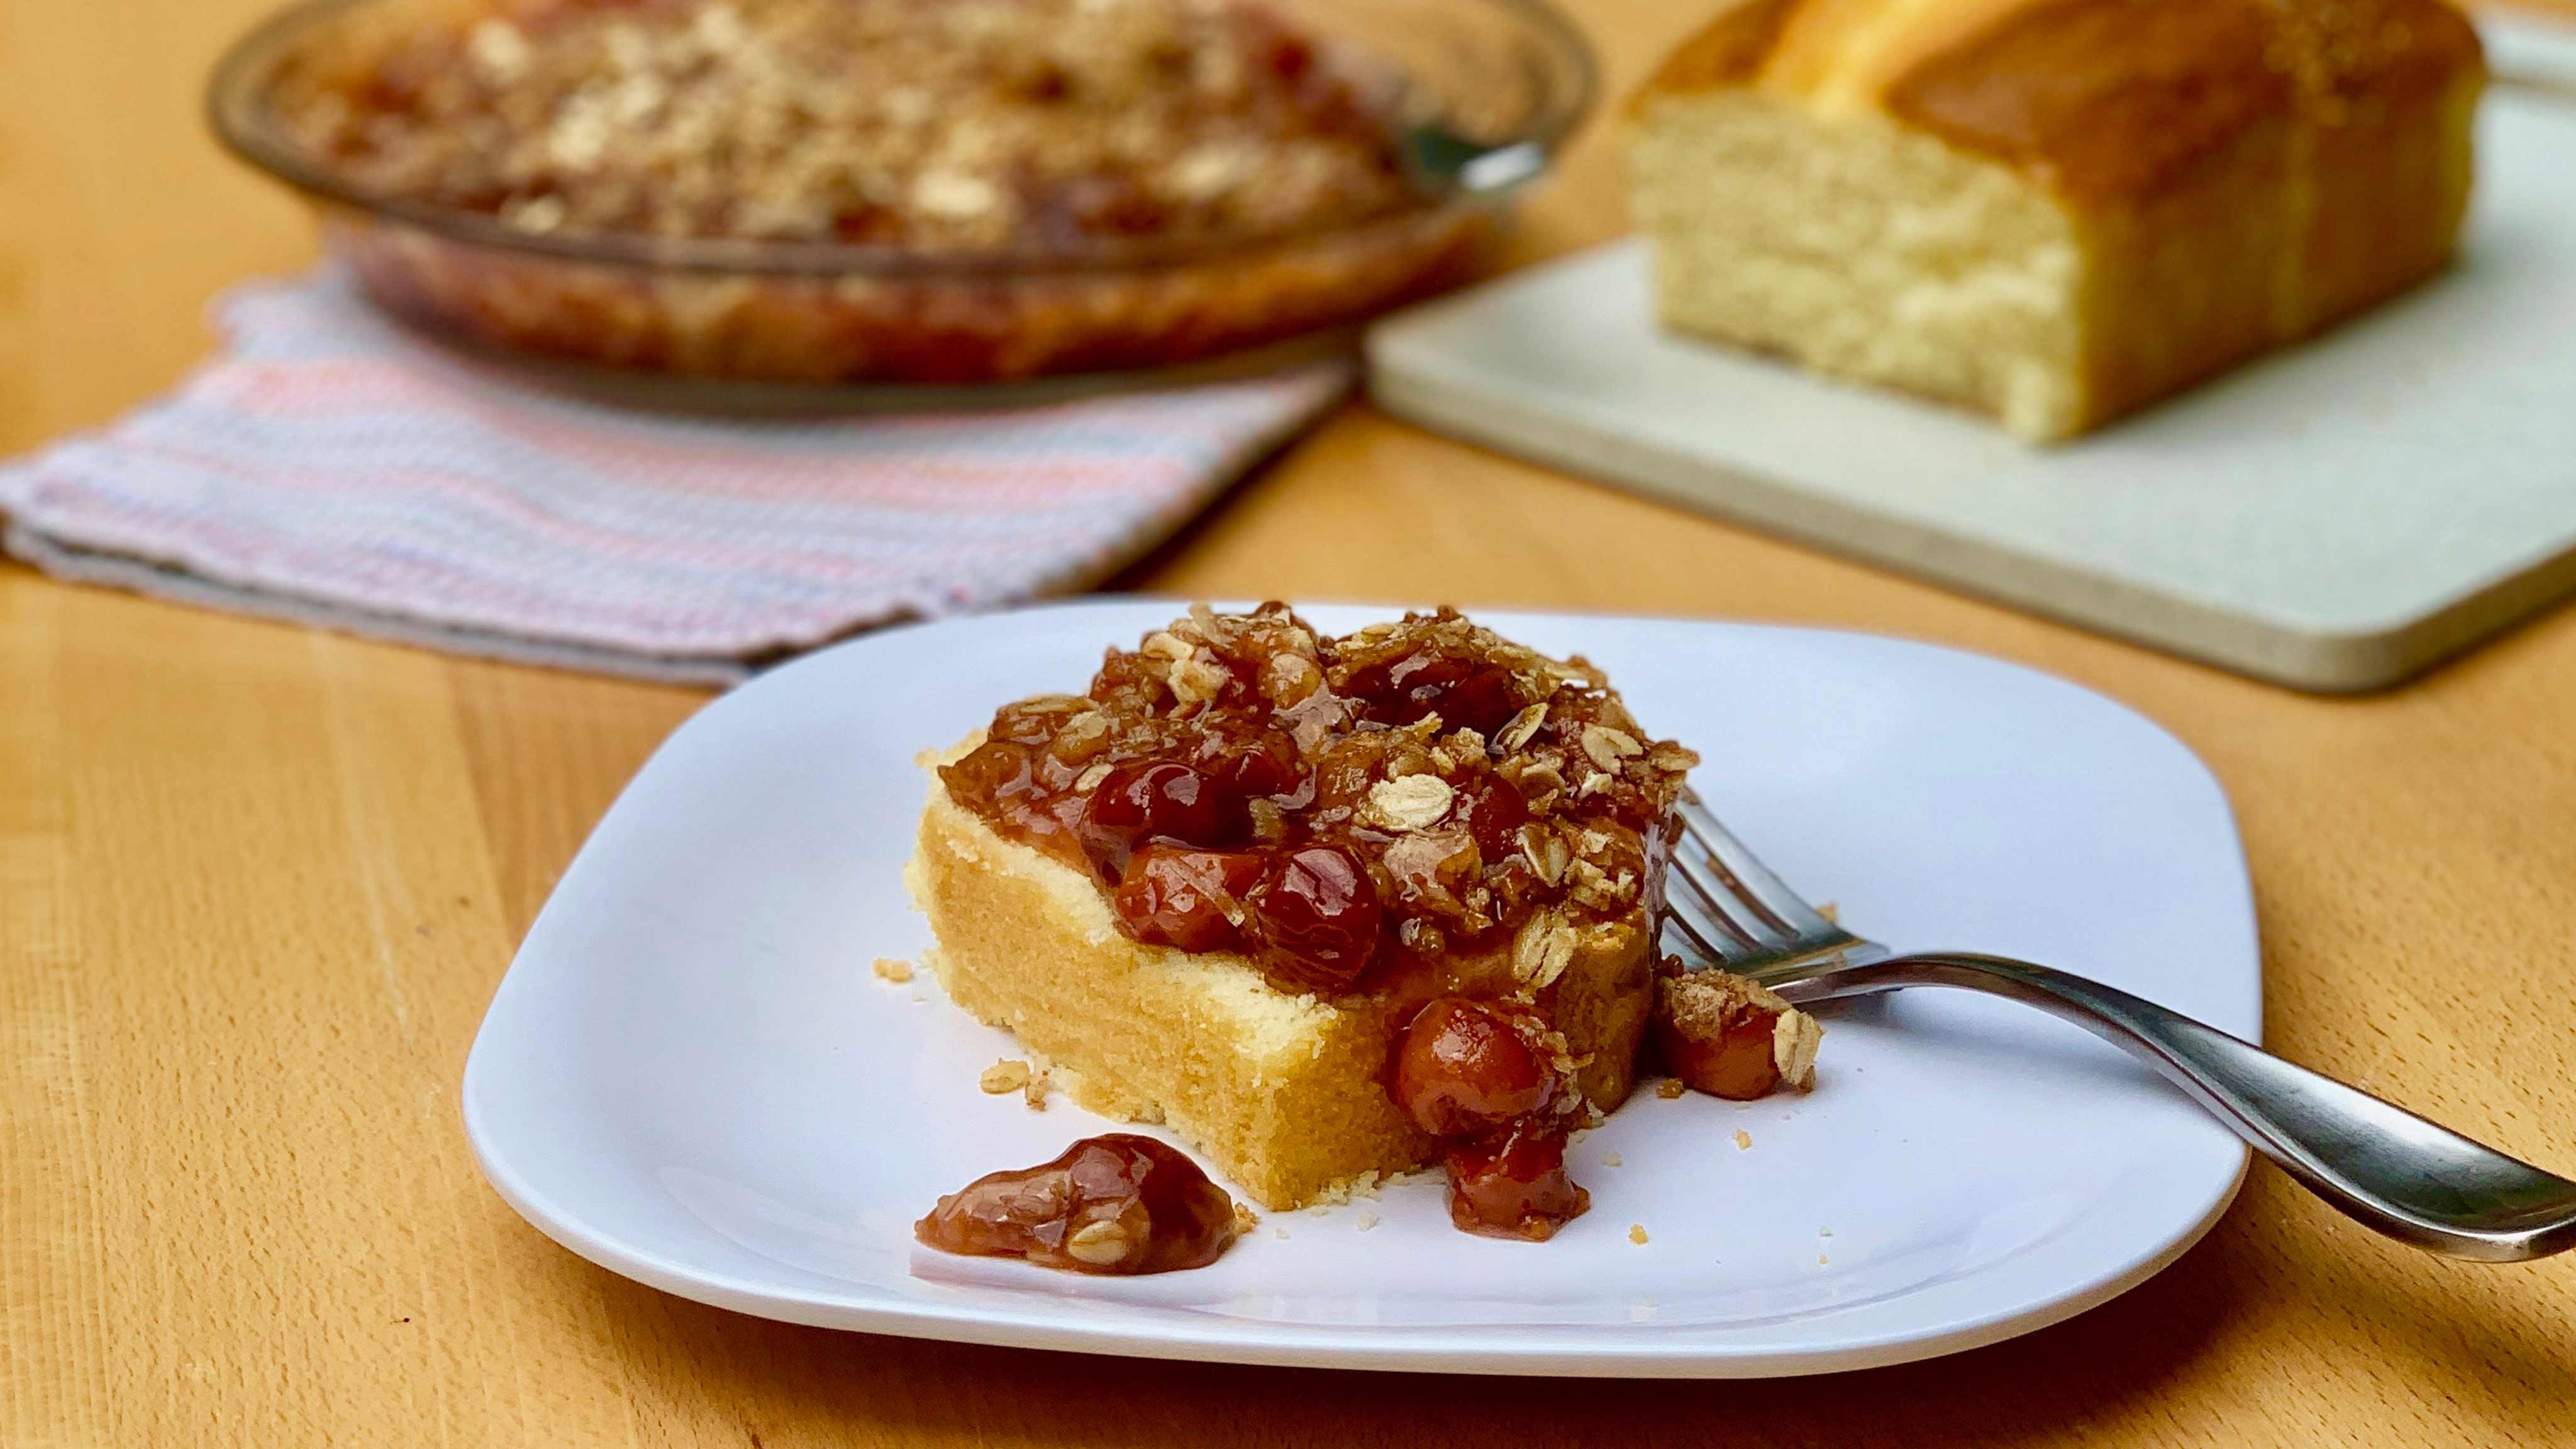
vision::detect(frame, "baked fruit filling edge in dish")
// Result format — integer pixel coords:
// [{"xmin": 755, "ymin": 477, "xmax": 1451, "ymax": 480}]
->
[{"xmin": 907, "ymin": 604, "xmax": 1820, "ymax": 1270}]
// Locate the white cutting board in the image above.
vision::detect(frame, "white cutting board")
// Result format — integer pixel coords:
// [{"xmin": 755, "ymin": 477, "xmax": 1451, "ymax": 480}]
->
[{"xmin": 1367, "ymin": 88, "xmax": 2576, "ymax": 692}]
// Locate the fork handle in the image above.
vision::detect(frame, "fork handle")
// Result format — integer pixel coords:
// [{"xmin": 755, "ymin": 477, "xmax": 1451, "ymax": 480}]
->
[{"xmin": 1766, "ymin": 951, "xmax": 2576, "ymax": 1262}]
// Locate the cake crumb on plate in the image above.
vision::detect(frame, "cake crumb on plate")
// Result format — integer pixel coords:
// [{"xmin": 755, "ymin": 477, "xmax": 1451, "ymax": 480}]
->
[
  {"xmin": 1733, "ymin": 1129, "xmax": 1753, "ymax": 1150},
  {"xmin": 978, "ymin": 1060, "xmax": 1031, "ymax": 1094},
  {"xmin": 1628, "ymin": 1224, "xmax": 1649, "ymax": 1245},
  {"xmin": 871, "ymin": 957, "xmax": 914, "ymax": 984}
]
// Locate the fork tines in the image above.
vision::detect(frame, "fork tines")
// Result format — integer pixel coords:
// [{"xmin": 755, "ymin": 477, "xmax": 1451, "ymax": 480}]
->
[{"xmin": 1663, "ymin": 791, "xmax": 1856, "ymax": 974}]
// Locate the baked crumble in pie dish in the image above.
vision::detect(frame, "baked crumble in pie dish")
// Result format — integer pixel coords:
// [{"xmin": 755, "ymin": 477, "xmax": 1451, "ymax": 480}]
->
[
  {"xmin": 207, "ymin": 0, "xmax": 1594, "ymax": 393},
  {"xmin": 906, "ymin": 604, "xmax": 1819, "ymax": 1268}
]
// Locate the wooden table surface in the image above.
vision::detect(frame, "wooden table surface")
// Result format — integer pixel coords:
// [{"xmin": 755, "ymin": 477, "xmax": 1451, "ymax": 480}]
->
[{"xmin": 6, "ymin": 1, "xmax": 2573, "ymax": 1443}]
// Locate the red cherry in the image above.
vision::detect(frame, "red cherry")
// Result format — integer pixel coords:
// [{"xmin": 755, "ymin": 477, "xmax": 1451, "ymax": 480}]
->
[
  {"xmin": 1351, "ymin": 654, "xmax": 1524, "ymax": 738},
  {"xmin": 1454, "ymin": 774, "xmax": 1530, "ymax": 862},
  {"xmin": 1113, "ymin": 848, "xmax": 1265, "ymax": 952},
  {"xmin": 1391, "ymin": 998, "xmax": 1557, "ymax": 1138},
  {"xmin": 1078, "ymin": 762, "xmax": 1249, "ymax": 877},
  {"xmin": 1248, "ymin": 845, "xmax": 1382, "ymax": 992},
  {"xmin": 1206, "ymin": 730, "xmax": 1306, "ymax": 801}
]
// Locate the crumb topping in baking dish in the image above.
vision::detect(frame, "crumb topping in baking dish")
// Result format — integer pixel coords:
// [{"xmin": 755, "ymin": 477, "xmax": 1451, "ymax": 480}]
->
[{"xmin": 274, "ymin": 0, "xmax": 1417, "ymax": 254}]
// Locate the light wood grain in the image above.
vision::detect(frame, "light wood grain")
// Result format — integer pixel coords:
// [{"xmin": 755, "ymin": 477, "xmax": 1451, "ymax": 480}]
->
[{"xmin": 5, "ymin": 1, "xmax": 2574, "ymax": 1445}]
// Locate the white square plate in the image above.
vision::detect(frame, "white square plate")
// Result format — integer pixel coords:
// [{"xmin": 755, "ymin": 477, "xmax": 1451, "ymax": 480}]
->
[{"xmin": 463, "ymin": 601, "xmax": 2257, "ymax": 1377}]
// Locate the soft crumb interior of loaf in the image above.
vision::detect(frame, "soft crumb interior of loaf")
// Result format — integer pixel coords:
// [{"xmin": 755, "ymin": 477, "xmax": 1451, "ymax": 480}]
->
[{"xmin": 1631, "ymin": 92, "xmax": 2085, "ymax": 440}]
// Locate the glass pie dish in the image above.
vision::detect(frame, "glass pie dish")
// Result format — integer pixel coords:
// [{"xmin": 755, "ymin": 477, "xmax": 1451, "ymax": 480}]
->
[{"xmin": 206, "ymin": 0, "xmax": 1595, "ymax": 404}]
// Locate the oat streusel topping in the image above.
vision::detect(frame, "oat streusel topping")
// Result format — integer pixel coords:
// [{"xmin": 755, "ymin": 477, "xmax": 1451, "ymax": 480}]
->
[
  {"xmin": 276, "ymin": 0, "xmax": 1417, "ymax": 253},
  {"xmin": 940, "ymin": 604, "xmax": 1699, "ymax": 998}
]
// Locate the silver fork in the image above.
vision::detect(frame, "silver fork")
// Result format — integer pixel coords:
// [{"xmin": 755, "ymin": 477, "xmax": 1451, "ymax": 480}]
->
[{"xmin": 1661, "ymin": 791, "xmax": 2576, "ymax": 1262}]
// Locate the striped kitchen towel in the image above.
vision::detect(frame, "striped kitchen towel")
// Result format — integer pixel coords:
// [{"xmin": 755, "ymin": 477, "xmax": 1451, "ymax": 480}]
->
[{"xmin": 0, "ymin": 268, "xmax": 1348, "ymax": 685}]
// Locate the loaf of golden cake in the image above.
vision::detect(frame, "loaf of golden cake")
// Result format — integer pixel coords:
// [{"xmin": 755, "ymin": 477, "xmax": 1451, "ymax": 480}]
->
[
  {"xmin": 909, "ymin": 755, "xmax": 1656, "ymax": 1211},
  {"xmin": 1627, "ymin": 0, "xmax": 2485, "ymax": 440}
]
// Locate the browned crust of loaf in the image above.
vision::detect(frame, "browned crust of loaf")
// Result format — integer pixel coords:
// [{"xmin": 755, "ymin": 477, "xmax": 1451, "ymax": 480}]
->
[
  {"xmin": 1885, "ymin": 0, "xmax": 2289, "ymax": 206},
  {"xmin": 908, "ymin": 743, "xmax": 1655, "ymax": 1211},
  {"xmin": 1631, "ymin": 0, "xmax": 2483, "ymax": 209},
  {"xmin": 1631, "ymin": 0, "xmax": 1796, "ymax": 106},
  {"xmin": 1889, "ymin": 0, "xmax": 2482, "ymax": 208},
  {"xmin": 2284, "ymin": 4, "xmax": 2485, "ymax": 333}
]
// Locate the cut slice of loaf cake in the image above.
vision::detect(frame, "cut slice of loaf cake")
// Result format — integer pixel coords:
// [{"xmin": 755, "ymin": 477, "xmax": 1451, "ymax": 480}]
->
[
  {"xmin": 904, "ymin": 604, "xmax": 1713, "ymax": 1236},
  {"xmin": 908, "ymin": 741, "xmax": 1655, "ymax": 1211}
]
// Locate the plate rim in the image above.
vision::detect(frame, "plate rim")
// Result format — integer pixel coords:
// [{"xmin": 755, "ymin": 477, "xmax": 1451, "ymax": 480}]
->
[{"xmin": 460, "ymin": 1098, "xmax": 2245, "ymax": 1376}]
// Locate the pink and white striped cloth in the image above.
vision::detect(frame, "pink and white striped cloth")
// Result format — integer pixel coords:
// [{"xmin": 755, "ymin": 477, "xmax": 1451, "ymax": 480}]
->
[{"xmin": 0, "ymin": 269, "xmax": 1348, "ymax": 684}]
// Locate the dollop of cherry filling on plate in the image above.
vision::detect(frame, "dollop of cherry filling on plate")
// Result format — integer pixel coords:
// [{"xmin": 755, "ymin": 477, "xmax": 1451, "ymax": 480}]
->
[
  {"xmin": 914, "ymin": 1134, "xmax": 1239, "ymax": 1275},
  {"xmin": 1441, "ymin": 1121, "xmax": 1590, "ymax": 1240}
]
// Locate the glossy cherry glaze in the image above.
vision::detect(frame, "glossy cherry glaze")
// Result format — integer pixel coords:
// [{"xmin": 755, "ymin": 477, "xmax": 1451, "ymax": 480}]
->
[{"xmin": 914, "ymin": 1135, "xmax": 1238, "ymax": 1275}]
